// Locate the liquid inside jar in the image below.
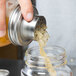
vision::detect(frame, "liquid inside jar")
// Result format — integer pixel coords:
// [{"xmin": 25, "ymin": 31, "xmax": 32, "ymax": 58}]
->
[
  {"xmin": 0, "ymin": 0, "xmax": 18, "ymax": 47},
  {"xmin": 0, "ymin": 17, "xmax": 10, "ymax": 47}
]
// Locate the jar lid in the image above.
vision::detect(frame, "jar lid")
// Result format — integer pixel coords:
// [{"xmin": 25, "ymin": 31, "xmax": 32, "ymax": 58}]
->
[{"xmin": 0, "ymin": 69, "xmax": 9, "ymax": 76}]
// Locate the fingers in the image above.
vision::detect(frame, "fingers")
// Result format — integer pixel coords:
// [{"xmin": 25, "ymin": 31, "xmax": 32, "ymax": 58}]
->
[
  {"xmin": 18, "ymin": 0, "xmax": 33, "ymax": 22},
  {"xmin": 0, "ymin": 0, "xmax": 6, "ymax": 37}
]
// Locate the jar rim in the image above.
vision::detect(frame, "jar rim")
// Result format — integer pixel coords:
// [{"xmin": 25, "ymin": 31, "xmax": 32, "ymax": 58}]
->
[
  {"xmin": 25, "ymin": 45, "xmax": 67, "ymax": 69},
  {"xmin": 27, "ymin": 45, "xmax": 66, "ymax": 58}
]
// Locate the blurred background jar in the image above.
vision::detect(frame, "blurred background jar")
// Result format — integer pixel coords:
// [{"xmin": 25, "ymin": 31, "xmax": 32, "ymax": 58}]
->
[{"xmin": 21, "ymin": 46, "xmax": 72, "ymax": 76}]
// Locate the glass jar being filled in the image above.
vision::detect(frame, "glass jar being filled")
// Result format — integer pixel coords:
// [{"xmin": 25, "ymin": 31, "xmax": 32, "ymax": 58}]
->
[{"xmin": 21, "ymin": 45, "xmax": 72, "ymax": 76}]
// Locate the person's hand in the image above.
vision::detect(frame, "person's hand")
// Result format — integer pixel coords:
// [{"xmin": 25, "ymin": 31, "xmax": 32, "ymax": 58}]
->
[{"xmin": 0, "ymin": 0, "xmax": 33, "ymax": 37}]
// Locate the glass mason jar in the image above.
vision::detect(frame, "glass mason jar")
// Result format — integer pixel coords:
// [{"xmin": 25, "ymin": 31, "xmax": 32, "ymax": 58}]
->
[
  {"xmin": 21, "ymin": 45, "xmax": 72, "ymax": 76},
  {"xmin": 0, "ymin": 0, "xmax": 18, "ymax": 47}
]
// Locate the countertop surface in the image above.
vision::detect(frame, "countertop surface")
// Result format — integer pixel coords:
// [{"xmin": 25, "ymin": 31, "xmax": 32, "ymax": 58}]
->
[{"xmin": 0, "ymin": 59, "xmax": 75, "ymax": 76}]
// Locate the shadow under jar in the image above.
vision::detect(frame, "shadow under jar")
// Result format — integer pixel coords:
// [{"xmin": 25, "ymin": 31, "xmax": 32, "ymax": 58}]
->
[{"xmin": 21, "ymin": 45, "xmax": 72, "ymax": 76}]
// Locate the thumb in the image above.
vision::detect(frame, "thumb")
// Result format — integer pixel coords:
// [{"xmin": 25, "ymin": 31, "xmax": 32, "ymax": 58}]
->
[
  {"xmin": 0, "ymin": 0, "xmax": 6, "ymax": 37},
  {"xmin": 18, "ymin": 0, "xmax": 33, "ymax": 22}
]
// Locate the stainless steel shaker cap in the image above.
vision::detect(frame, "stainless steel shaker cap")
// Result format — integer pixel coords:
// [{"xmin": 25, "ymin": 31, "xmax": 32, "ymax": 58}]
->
[{"xmin": 8, "ymin": 5, "xmax": 46, "ymax": 46}]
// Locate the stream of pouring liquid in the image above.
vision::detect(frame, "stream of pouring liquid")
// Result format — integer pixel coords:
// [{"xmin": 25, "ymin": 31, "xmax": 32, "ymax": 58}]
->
[
  {"xmin": 39, "ymin": 42, "xmax": 57, "ymax": 76},
  {"xmin": 34, "ymin": 27, "xmax": 57, "ymax": 76}
]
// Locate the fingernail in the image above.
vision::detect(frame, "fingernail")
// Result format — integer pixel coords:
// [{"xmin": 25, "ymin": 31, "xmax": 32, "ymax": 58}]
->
[
  {"xmin": 26, "ymin": 13, "xmax": 33, "ymax": 21},
  {"xmin": 0, "ymin": 31, "xmax": 6, "ymax": 37}
]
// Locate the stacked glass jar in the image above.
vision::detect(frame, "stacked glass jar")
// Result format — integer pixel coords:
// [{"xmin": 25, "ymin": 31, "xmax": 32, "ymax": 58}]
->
[{"xmin": 21, "ymin": 45, "xmax": 72, "ymax": 76}]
